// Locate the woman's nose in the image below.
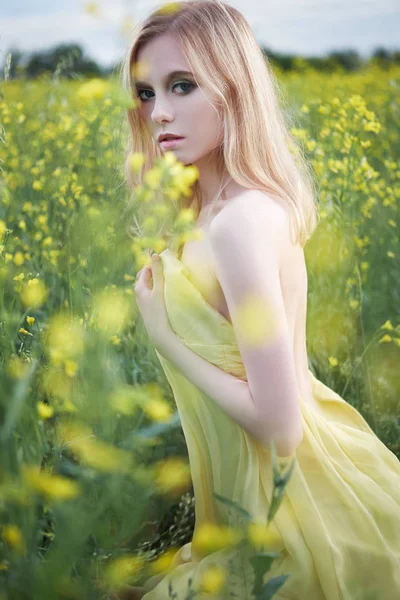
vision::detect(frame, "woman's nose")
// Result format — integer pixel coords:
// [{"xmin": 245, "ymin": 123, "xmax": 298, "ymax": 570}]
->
[{"xmin": 151, "ymin": 98, "xmax": 174, "ymax": 124}]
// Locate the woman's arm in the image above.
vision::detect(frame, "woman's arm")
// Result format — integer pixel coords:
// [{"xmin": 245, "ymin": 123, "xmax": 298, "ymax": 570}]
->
[{"xmin": 156, "ymin": 332, "xmax": 298, "ymax": 457}]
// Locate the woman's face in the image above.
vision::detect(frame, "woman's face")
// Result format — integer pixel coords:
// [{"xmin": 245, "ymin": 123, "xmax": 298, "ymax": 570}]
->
[{"xmin": 134, "ymin": 34, "xmax": 223, "ymax": 166}]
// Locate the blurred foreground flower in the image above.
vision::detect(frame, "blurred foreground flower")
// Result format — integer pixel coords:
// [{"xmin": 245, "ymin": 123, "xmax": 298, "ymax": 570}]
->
[
  {"xmin": 192, "ymin": 522, "xmax": 242, "ymax": 557},
  {"xmin": 153, "ymin": 457, "xmax": 191, "ymax": 495},
  {"xmin": 20, "ymin": 278, "xmax": 47, "ymax": 308},
  {"xmin": 148, "ymin": 548, "xmax": 179, "ymax": 575},
  {"xmin": 45, "ymin": 313, "xmax": 85, "ymax": 363},
  {"xmin": 84, "ymin": 2, "xmax": 100, "ymax": 16},
  {"xmin": 199, "ymin": 564, "xmax": 227, "ymax": 594},
  {"xmin": 6, "ymin": 355, "xmax": 30, "ymax": 379},
  {"xmin": 58, "ymin": 421, "xmax": 134, "ymax": 473},
  {"xmin": 1, "ymin": 524, "xmax": 26, "ymax": 556},
  {"xmin": 36, "ymin": 401, "xmax": 54, "ymax": 420},
  {"xmin": 102, "ymin": 554, "xmax": 145, "ymax": 589},
  {"xmin": 92, "ymin": 287, "xmax": 133, "ymax": 335},
  {"xmin": 234, "ymin": 293, "xmax": 279, "ymax": 346},
  {"xmin": 22, "ymin": 465, "xmax": 81, "ymax": 501},
  {"xmin": 247, "ymin": 519, "xmax": 285, "ymax": 552}
]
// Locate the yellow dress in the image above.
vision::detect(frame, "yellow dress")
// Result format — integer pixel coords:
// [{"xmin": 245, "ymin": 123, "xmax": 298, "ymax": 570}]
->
[{"xmin": 141, "ymin": 248, "xmax": 400, "ymax": 600}]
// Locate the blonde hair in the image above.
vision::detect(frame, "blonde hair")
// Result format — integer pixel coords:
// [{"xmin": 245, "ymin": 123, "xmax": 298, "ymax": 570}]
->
[{"xmin": 119, "ymin": 0, "xmax": 319, "ymax": 248}]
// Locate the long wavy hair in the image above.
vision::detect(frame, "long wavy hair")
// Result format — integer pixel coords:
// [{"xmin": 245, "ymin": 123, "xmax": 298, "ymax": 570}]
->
[{"xmin": 119, "ymin": 0, "xmax": 319, "ymax": 248}]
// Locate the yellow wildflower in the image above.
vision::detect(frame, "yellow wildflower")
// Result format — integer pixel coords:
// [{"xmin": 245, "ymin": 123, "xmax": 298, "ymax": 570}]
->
[
  {"xmin": 129, "ymin": 152, "xmax": 146, "ymax": 173},
  {"xmin": 64, "ymin": 359, "xmax": 78, "ymax": 378},
  {"xmin": 18, "ymin": 327, "xmax": 32, "ymax": 336},
  {"xmin": 13, "ymin": 251, "xmax": 24, "ymax": 266},
  {"xmin": 20, "ymin": 279, "xmax": 48, "ymax": 308},
  {"xmin": 153, "ymin": 457, "xmax": 191, "ymax": 494},
  {"xmin": 37, "ymin": 401, "xmax": 54, "ymax": 420},
  {"xmin": 84, "ymin": 2, "xmax": 100, "ymax": 16},
  {"xmin": 144, "ymin": 166, "xmax": 163, "ymax": 189},
  {"xmin": 144, "ymin": 398, "xmax": 173, "ymax": 422},
  {"xmin": 45, "ymin": 313, "xmax": 85, "ymax": 362},
  {"xmin": 22, "ymin": 465, "xmax": 81, "ymax": 501},
  {"xmin": 78, "ymin": 78, "xmax": 109, "ymax": 101},
  {"xmin": 247, "ymin": 520, "xmax": 284, "ymax": 552},
  {"xmin": 102, "ymin": 554, "xmax": 144, "ymax": 589},
  {"xmin": 26, "ymin": 316, "xmax": 35, "ymax": 326},
  {"xmin": 2, "ymin": 525, "xmax": 26, "ymax": 556},
  {"xmin": 200, "ymin": 564, "xmax": 226, "ymax": 594},
  {"xmin": 192, "ymin": 523, "xmax": 242, "ymax": 556},
  {"xmin": 92, "ymin": 287, "xmax": 133, "ymax": 335},
  {"xmin": 59, "ymin": 421, "xmax": 133, "ymax": 473},
  {"xmin": 148, "ymin": 548, "xmax": 178, "ymax": 575},
  {"xmin": 7, "ymin": 356, "xmax": 29, "ymax": 379},
  {"xmin": 234, "ymin": 294, "xmax": 279, "ymax": 346}
]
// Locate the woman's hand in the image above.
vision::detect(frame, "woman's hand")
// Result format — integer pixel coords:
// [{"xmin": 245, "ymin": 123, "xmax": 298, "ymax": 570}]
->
[{"xmin": 134, "ymin": 253, "xmax": 173, "ymax": 351}]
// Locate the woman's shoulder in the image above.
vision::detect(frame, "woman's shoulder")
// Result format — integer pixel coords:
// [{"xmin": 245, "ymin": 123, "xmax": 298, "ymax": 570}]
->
[{"xmin": 212, "ymin": 189, "xmax": 289, "ymax": 238}]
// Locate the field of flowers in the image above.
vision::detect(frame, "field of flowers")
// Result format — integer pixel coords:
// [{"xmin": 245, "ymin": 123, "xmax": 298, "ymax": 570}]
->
[{"xmin": 0, "ymin": 62, "xmax": 399, "ymax": 599}]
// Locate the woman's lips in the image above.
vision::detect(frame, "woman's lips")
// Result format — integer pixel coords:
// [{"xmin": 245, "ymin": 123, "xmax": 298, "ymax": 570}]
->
[{"xmin": 160, "ymin": 137, "xmax": 185, "ymax": 149}]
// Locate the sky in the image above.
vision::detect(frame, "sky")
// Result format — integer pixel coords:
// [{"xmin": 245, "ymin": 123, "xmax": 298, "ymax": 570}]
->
[{"xmin": 0, "ymin": 0, "xmax": 399, "ymax": 69}]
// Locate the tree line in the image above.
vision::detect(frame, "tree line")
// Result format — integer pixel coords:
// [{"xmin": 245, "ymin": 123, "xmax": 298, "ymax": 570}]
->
[{"xmin": 1, "ymin": 42, "xmax": 399, "ymax": 80}]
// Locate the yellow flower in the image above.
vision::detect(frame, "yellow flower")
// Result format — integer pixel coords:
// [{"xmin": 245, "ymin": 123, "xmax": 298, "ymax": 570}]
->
[
  {"xmin": 102, "ymin": 554, "xmax": 144, "ymax": 589},
  {"xmin": 2, "ymin": 525, "xmax": 26, "ymax": 556},
  {"xmin": 153, "ymin": 457, "xmax": 191, "ymax": 494},
  {"xmin": 234, "ymin": 294, "xmax": 279, "ymax": 346},
  {"xmin": 200, "ymin": 564, "xmax": 226, "ymax": 594},
  {"xmin": 7, "ymin": 356, "xmax": 29, "ymax": 379},
  {"xmin": 154, "ymin": 2, "xmax": 182, "ymax": 16},
  {"xmin": 45, "ymin": 313, "xmax": 85, "ymax": 362},
  {"xmin": 19, "ymin": 327, "xmax": 32, "ymax": 336},
  {"xmin": 129, "ymin": 152, "xmax": 146, "ymax": 173},
  {"xmin": 380, "ymin": 320, "xmax": 393, "ymax": 331},
  {"xmin": 379, "ymin": 334, "xmax": 392, "ymax": 344},
  {"xmin": 58, "ymin": 421, "xmax": 134, "ymax": 473},
  {"xmin": 247, "ymin": 520, "xmax": 284, "ymax": 552},
  {"xmin": 37, "ymin": 401, "xmax": 54, "ymax": 420},
  {"xmin": 84, "ymin": 2, "xmax": 100, "ymax": 16},
  {"xmin": 148, "ymin": 548, "xmax": 178, "ymax": 575},
  {"xmin": 13, "ymin": 251, "xmax": 24, "ymax": 266},
  {"xmin": 20, "ymin": 279, "xmax": 48, "ymax": 308},
  {"xmin": 328, "ymin": 356, "xmax": 339, "ymax": 367},
  {"xmin": 143, "ymin": 166, "xmax": 163, "ymax": 189},
  {"xmin": 78, "ymin": 78, "xmax": 109, "ymax": 101},
  {"xmin": 176, "ymin": 207, "xmax": 196, "ymax": 226},
  {"xmin": 108, "ymin": 385, "xmax": 141, "ymax": 415},
  {"xmin": 26, "ymin": 316, "xmax": 35, "ymax": 326},
  {"xmin": 92, "ymin": 288, "xmax": 133, "ymax": 335},
  {"xmin": 0, "ymin": 219, "xmax": 6, "ymax": 238},
  {"xmin": 192, "ymin": 523, "xmax": 242, "ymax": 556},
  {"xmin": 22, "ymin": 465, "xmax": 81, "ymax": 501},
  {"xmin": 144, "ymin": 398, "xmax": 173, "ymax": 422},
  {"xmin": 64, "ymin": 359, "xmax": 78, "ymax": 378}
]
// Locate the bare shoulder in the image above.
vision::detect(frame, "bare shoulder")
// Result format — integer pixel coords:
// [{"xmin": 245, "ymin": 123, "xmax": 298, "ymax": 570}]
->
[{"xmin": 210, "ymin": 190, "xmax": 290, "ymax": 250}]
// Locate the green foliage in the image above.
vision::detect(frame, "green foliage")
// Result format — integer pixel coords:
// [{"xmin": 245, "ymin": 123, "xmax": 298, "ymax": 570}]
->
[{"xmin": 0, "ymin": 63, "xmax": 399, "ymax": 599}]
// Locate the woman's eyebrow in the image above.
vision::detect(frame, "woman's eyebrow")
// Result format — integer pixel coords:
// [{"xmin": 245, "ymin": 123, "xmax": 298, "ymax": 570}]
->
[{"xmin": 134, "ymin": 70, "xmax": 194, "ymax": 87}]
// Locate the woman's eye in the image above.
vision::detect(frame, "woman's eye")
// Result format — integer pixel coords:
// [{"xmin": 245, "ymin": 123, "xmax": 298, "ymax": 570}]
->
[{"xmin": 136, "ymin": 81, "xmax": 194, "ymax": 102}]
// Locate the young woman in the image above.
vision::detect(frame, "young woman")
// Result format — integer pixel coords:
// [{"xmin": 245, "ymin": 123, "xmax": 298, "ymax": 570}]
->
[{"xmin": 123, "ymin": 1, "xmax": 400, "ymax": 598}]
